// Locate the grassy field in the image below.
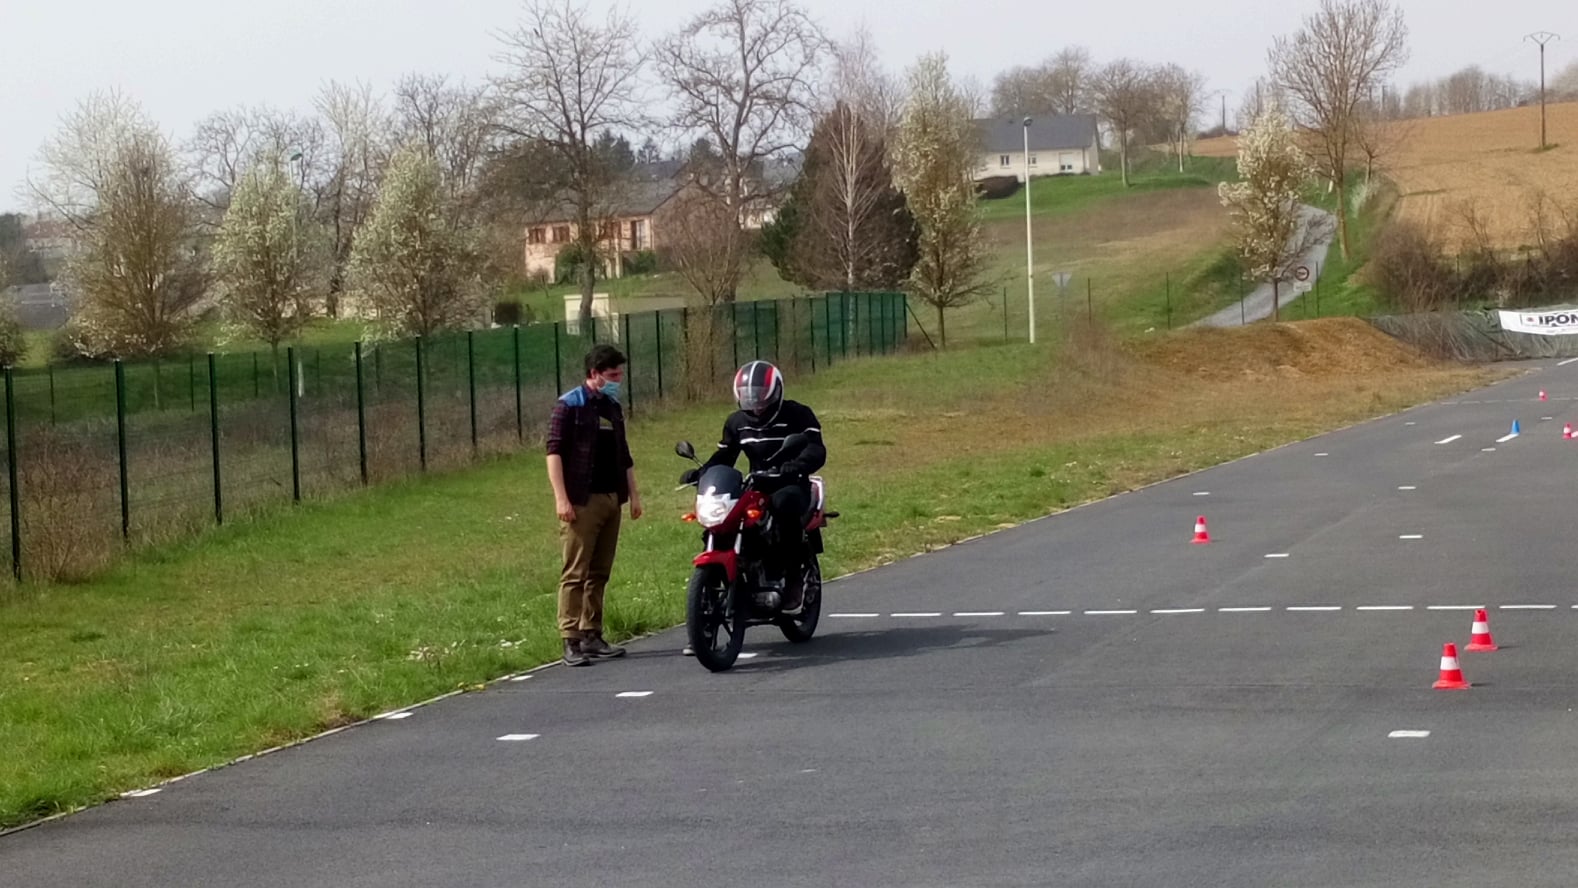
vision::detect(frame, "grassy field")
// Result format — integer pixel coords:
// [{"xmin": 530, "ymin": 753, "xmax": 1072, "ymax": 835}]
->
[{"xmin": 0, "ymin": 315, "xmax": 1507, "ymax": 829}]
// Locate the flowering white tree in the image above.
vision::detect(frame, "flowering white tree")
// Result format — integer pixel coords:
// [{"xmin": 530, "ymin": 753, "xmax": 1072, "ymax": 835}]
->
[
  {"xmin": 1218, "ymin": 104, "xmax": 1330, "ymax": 320},
  {"xmin": 891, "ymin": 51, "xmax": 995, "ymax": 347},
  {"xmin": 213, "ymin": 154, "xmax": 326, "ymax": 359},
  {"xmin": 347, "ymin": 143, "xmax": 486, "ymax": 339}
]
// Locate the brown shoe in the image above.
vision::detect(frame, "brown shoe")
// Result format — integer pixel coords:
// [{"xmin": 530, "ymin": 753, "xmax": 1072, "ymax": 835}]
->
[
  {"xmin": 581, "ymin": 632, "xmax": 626, "ymax": 659},
  {"xmin": 562, "ymin": 638, "xmax": 591, "ymax": 667}
]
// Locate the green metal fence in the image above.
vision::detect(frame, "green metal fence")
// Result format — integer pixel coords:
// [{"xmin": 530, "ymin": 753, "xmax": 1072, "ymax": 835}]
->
[{"xmin": 0, "ymin": 291, "xmax": 908, "ymax": 583}]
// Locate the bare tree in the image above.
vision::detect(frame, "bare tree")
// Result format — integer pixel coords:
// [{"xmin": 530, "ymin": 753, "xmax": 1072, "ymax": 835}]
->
[
  {"xmin": 185, "ymin": 105, "xmax": 326, "ymax": 223},
  {"xmin": 1048, "ymin": 47, "xmax": 1094, "ymax": 115},
  {"xmin": 664, "ymin": 187, "xmax": 750, "ymax": 307},
  {"xmin": 1091, "ymin": 60, "xmax": 1158, "ymax": 187},
  {"xmin": 1155, "ymin": 64, "xmax": 1208, "ymax": 172},
  {"xmin": 1219, "ymin": 103, "xmax": 1332, "ymax": 321},
  {"xmin": 827, "ymin": 23, "xmax": 904, "ymax": 135},
  {"xmin": 1352, "ymin": 94, "xmax": 1411, "ymax": 185},
  {"xmin": 393, "ymin": 73, "xmax": 498, "ymax": 209},
  {"xmin": 61, "ymin": 130, "xmax": 208, "ymax": 358},
  {"xmin": 656, "ymin": 0, "xmax": 826, "ymax": 302},
  {"xmin": 1268, "ymin": 0, "xmax": 1409, "ymax": 259},
  {"xmin": 316, "ymin": 80, "xmax": 391, "ymax": 318},
  {"xmin": 1552, "ymin": 61, "xmax": 1578, "ymax": 100},
  {"xmin": 494, "ymin": 0, "xmax": 646, "ymax": 325},
  {"xmin": 892, "ymin": 52, "xmax": 995, "ymax": 347}
]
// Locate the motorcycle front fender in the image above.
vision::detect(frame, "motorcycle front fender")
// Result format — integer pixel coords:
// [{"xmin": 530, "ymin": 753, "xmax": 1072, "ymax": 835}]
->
[{"xmin": 693, "ymin": 550, "xmax": 738, "ymax": 583}]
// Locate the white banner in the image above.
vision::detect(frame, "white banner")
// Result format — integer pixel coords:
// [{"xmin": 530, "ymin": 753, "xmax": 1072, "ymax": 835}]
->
[{"xmin": 1498, "ymin": 309, "xmax": 1578, "ymax": 336}]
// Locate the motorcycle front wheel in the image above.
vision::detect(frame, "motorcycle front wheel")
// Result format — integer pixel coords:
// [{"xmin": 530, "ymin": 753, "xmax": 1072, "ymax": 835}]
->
[{"xmin": 687, "ymin": 565, "xmax": 745, "ymax": 672}]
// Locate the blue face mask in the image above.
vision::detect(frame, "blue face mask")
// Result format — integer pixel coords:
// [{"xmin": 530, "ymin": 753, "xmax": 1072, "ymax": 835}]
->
[{"xmin": 600, "ymin": 380, "xmax": 622, "ymax": 402}]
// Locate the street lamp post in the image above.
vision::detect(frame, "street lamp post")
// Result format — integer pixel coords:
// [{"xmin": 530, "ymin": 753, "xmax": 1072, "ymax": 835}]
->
[{"xmin": 1023, "ymin": 117, "xmax": 1036, "ymax": 344}]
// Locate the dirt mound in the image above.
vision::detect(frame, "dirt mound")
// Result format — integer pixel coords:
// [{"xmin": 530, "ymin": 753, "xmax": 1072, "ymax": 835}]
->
[{"xmin": 1129, "ymin": 318, "xmax": 1439, "ymax": 383}]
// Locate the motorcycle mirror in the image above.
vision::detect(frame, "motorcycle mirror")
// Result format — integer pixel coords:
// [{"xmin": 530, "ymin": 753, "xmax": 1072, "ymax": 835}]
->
[
  {"xmin": 675, "ymin": 440, "xmax": 697, "ymax": 461},
  {"xmin": 770, "ymin": 433, "xmax": 808, "ymax": 460}
]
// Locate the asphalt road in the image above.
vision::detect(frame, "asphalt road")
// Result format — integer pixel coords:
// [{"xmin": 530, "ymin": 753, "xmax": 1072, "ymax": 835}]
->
[
  {"xmin": 1195, "ymin": 204, "xmax": 1336, "ymax": 328},
  {"xmin": 10, "ymin": 359, "xmax": 1578, "ymax": 887}
]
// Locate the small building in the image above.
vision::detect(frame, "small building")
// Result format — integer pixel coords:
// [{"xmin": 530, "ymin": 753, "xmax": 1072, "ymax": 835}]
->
[{"xmin": 973, "ymin": 114, "xmax": 1102, "ymax": 181}]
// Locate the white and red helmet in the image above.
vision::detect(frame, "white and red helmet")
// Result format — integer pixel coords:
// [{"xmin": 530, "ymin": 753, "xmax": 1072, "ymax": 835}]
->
[{"xmin": 733, "ymin": 360, "xmax": 783, "ymax": 415}]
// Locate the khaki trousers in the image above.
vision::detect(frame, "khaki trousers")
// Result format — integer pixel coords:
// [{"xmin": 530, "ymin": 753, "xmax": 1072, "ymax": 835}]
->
[{"xmin": 557, "ymin": 493, "xmax": 622, "ymax": 639}]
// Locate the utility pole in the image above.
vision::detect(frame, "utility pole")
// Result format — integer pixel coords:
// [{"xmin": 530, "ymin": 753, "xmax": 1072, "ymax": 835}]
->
[
  {"xmin": 1023, "ymin": 117, "xmax": 1036, "ymax": 344},
  {"xmin": 1526, "ymin": 32, "xmax": 1560, "ymax": 150}
]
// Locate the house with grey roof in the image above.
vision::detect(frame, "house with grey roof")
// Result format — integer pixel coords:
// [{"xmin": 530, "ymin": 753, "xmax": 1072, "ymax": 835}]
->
[{"xmin": 973, "ymin": 113, "xmax": 1102, "ymax": 181}]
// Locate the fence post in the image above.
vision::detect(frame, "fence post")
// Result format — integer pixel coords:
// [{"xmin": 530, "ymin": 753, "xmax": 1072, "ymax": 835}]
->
[
  {"xmin": 622, "ymin": 312, "xmax": 634, "ymax": 415},
  {"xmin": 512, "ymin": 325, "xmax": 523, "ymax": 442},
  {"xmin": 823, "ymin": 297, "xmax": 833, "ymax": 366},
  {"xmin": 731, "ymin": 301, "xmax": 740, "ymax": 369},
  {"xmin": 752, "ymin": 300, "xmax": 761, "ymax": 361},
  {"xmin": 189, "ymin": 354, "xmax": 196, "ymax": 412},
  {"xmin": 48, "ymin": 365, "xmax": 56, "ymax": 425},
  {"xmin": 354, "ymin": 342, "xmax": 368, "ymax": 485},
  {"xmin": 773, "ymin": 299, "xmax": 781, "ymax": 363},
  {"xmin": 375, "ymin": 345, "xmax": 383, "ymax": 393},
  {"xmin": 1315, "ymin": 262, "xmax": 1322, "ymax": 317},
  {"xmin": 207, "ymin": 353, "xmax": 222, "ymax": 526},
  {"xmin": 415, "ymin": 335, "xmax": 427, "ymax": 471},
  {"xmin": 808, "ymin": 298, "xmax": 817, "ymax": 373},
  {"xmin": 1166, "ymin": 273, "xmax": 1172, "ymax": 330},
  {"xmin": 287, "ymin": 346, "xmax": 301, "ymax": 502},
  {"xmin": 467, "ymin": 331, "xmax": 478, "ymax": 455},
  {"xmin": 1003, "ymin": 286, "xmax": 1009, "ymax": 342},
  {"xmin": 115, "ymin": 360, "xmax": 129, "ymax": 540},
  {"xmin": 5, "ymin": 366, "xmax": 19, "ymax": 582},
  {"xmin": 654, "ymin": 311, "xmax": 665, "ymax": 401},
  {"xmin": 553, "ymin": 322, "xmax": 563, "ymax": 394}
]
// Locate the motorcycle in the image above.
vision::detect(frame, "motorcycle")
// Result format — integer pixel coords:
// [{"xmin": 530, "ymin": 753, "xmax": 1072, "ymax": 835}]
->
[{"xmin": 674, "ymin": 434, "xmax": 837, "ymax": 672}]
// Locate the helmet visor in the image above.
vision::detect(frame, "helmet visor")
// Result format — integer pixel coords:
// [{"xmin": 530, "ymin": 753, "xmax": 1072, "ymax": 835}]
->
[{"xmin": 736, "ymin": 383, "xmax": 772, "ymax": 412}]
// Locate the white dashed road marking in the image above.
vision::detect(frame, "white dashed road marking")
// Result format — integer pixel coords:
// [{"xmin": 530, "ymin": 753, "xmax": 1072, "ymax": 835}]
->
[
  {"xmin": 1357, "ymin": 605, "xmax": 1414, "ymax": 611},
  {"xmin": 1496, "ymin": 433, "xmax": 1518, "ymax": 443},
  {"xmin": 374, "ymin": 711, "xmax": 413, "ymax": 721},
  {"xmin": 1428, "ymin": 605, "xmax": 1482, "ymax": 611},
  {"xmin": 1265, "ymin": 553, "xmax": 1290, "ymax": 559},
  {"xmin": 1483, "ymin": 447, "xmax": 1498, "ymax": 452},
  {"xmin": 830, "ymin": 613, "xmax": 880, "ymax": 619},
  {"xmin": 1389, "ymin": 730, "xmax": 1431, "ymax": 739},
  {"xmin": 892, "ymin": 612, "xmax": 942, "ymax": 618},
  {"xmin": 1560, "ymin": 357, "xmax": 1578, "ymax": 367},
  {"xmin": 497, "ymin": 734, "xmax": 539, "ymax": 741},
  {"xmin": 1086, "ymin": 609, "xmax": 1138, "ymax": 615},
  {"xmin": 121, "ymin": 789, "xmax": 162, "ymax": 798},
  {"xmin": 954, "ymin": 611, "xmax": 1006, "ymax": 617},
  {"xmin": 1501, "ymin": 604, "xmax": 1557, "ymax": 610},
  {"xmin": 508, "ymin": 675, "xmax": 532, "ymax": 682},
  {"xmin": 1315, "ymin": 452, "xmax": 1330, "ymax": 457},
  {"xmin": 1220, "ymin": 607, "xmax": 1273, "ymax": 613},
  {"xmin": 1019, "ymin": 610, "xmax": 1072, "ymax": 616},
  {"xmin": 1151, "ymin": 608, "xmax": 1205, "ymax": 614},
  {"xmin": 1400, "ymin": 535, "xmax": 1424, "ymax": 540},
  {"xmin": 1398, "ymin": 486, "xmax": 1417, "ymax": 491},
  {"xmin": 1436, "ymin": 435, "xmax": 1462, "ymax": 445},
  {"xmin": 1287, "ymin": 606, "xmax": 1342, "ymax": 612},
  {"xmin": 616, "ymin": 691, "xmax": 654, "ymax": 698},
  {"xmin": 1193, "ymin": 491, "xmax": 1211, "ymax": 497}
]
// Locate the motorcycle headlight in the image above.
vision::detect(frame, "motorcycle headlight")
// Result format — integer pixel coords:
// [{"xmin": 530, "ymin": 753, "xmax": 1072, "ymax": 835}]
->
[{"xmin": 695, "ymin": 492, "xmax": 735, "ymax": 528}]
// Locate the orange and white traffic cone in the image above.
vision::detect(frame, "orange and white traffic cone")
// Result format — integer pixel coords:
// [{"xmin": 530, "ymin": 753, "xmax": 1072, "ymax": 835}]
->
[
  {"xmin": 1541, "ymin": 390, "xmax": 1549, "ymax": 402},
  {"xmin": 1433, "ymin": 642, "xmax": 1470, "ymax": 690},
  {"xmin": 1467, "ymin": 608, "xmax": 1499, "ymax": 652},
  {"xmin": 1192, "ymin": 515, "xmax": 1211, "ymax": 545},
  {"xmin": 1563, "ymin": 423, "xmax": 1572, "ymax": 441}
]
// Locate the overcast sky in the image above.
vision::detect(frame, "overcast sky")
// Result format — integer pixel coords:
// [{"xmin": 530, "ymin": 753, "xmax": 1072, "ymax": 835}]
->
[{"xmin": 3, "ymin": 0, "xmax": 1572, "ymax": 213}]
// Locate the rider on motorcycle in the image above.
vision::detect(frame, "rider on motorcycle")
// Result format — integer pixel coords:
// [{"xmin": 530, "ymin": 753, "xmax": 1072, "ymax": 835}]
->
[{"xmin": 680, "ymin": 360, "xmax": 826, "ymax": 613}]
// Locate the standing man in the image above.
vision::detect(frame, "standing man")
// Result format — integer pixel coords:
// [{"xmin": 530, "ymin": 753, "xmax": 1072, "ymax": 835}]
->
[{"xmin": 546, "ymin": 343, "xmax": 642, "ymax": 667}]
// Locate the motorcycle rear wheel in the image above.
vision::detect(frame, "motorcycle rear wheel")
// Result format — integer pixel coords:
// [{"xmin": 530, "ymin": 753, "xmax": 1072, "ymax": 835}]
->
[{"xmin": 687, "ymin": 565, "xmax": 745, "ymax": 672}]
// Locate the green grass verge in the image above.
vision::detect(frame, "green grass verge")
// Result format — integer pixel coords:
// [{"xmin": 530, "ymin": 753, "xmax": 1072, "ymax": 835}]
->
[
  {"xmin": 978, "ymin": 156, "xmax": 1236, "ymax": 222},
  {"xmin": 1301, "ymin": 177, "xmax": 1398, "ymax": 319},
  {"xmin": 0, "ymin": 332, "xmax": 1495, "ymax": 830}
]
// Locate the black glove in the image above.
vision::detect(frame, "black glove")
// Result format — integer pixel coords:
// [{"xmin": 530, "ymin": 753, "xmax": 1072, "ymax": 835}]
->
[{"xmin": 679, "ymin": 468, "xmax": 701, "ymax": 486}]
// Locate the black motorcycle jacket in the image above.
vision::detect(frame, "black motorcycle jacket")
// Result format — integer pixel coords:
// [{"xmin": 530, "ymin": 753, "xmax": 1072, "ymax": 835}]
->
[{"xmin": 700, "ymin": 399, "xmax": 826, "ymax": 478}]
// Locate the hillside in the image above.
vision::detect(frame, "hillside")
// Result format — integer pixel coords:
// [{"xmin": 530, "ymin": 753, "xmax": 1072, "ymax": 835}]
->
[{"xmin": 1195, "ymin": 102, "xmax": 1578, "ymax": 250}]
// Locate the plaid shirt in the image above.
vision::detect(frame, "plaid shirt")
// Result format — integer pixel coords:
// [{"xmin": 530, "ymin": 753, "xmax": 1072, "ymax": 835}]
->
[{"xmin": 545, "ymin": 384, "xmax": 633, "ymax": 506}]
